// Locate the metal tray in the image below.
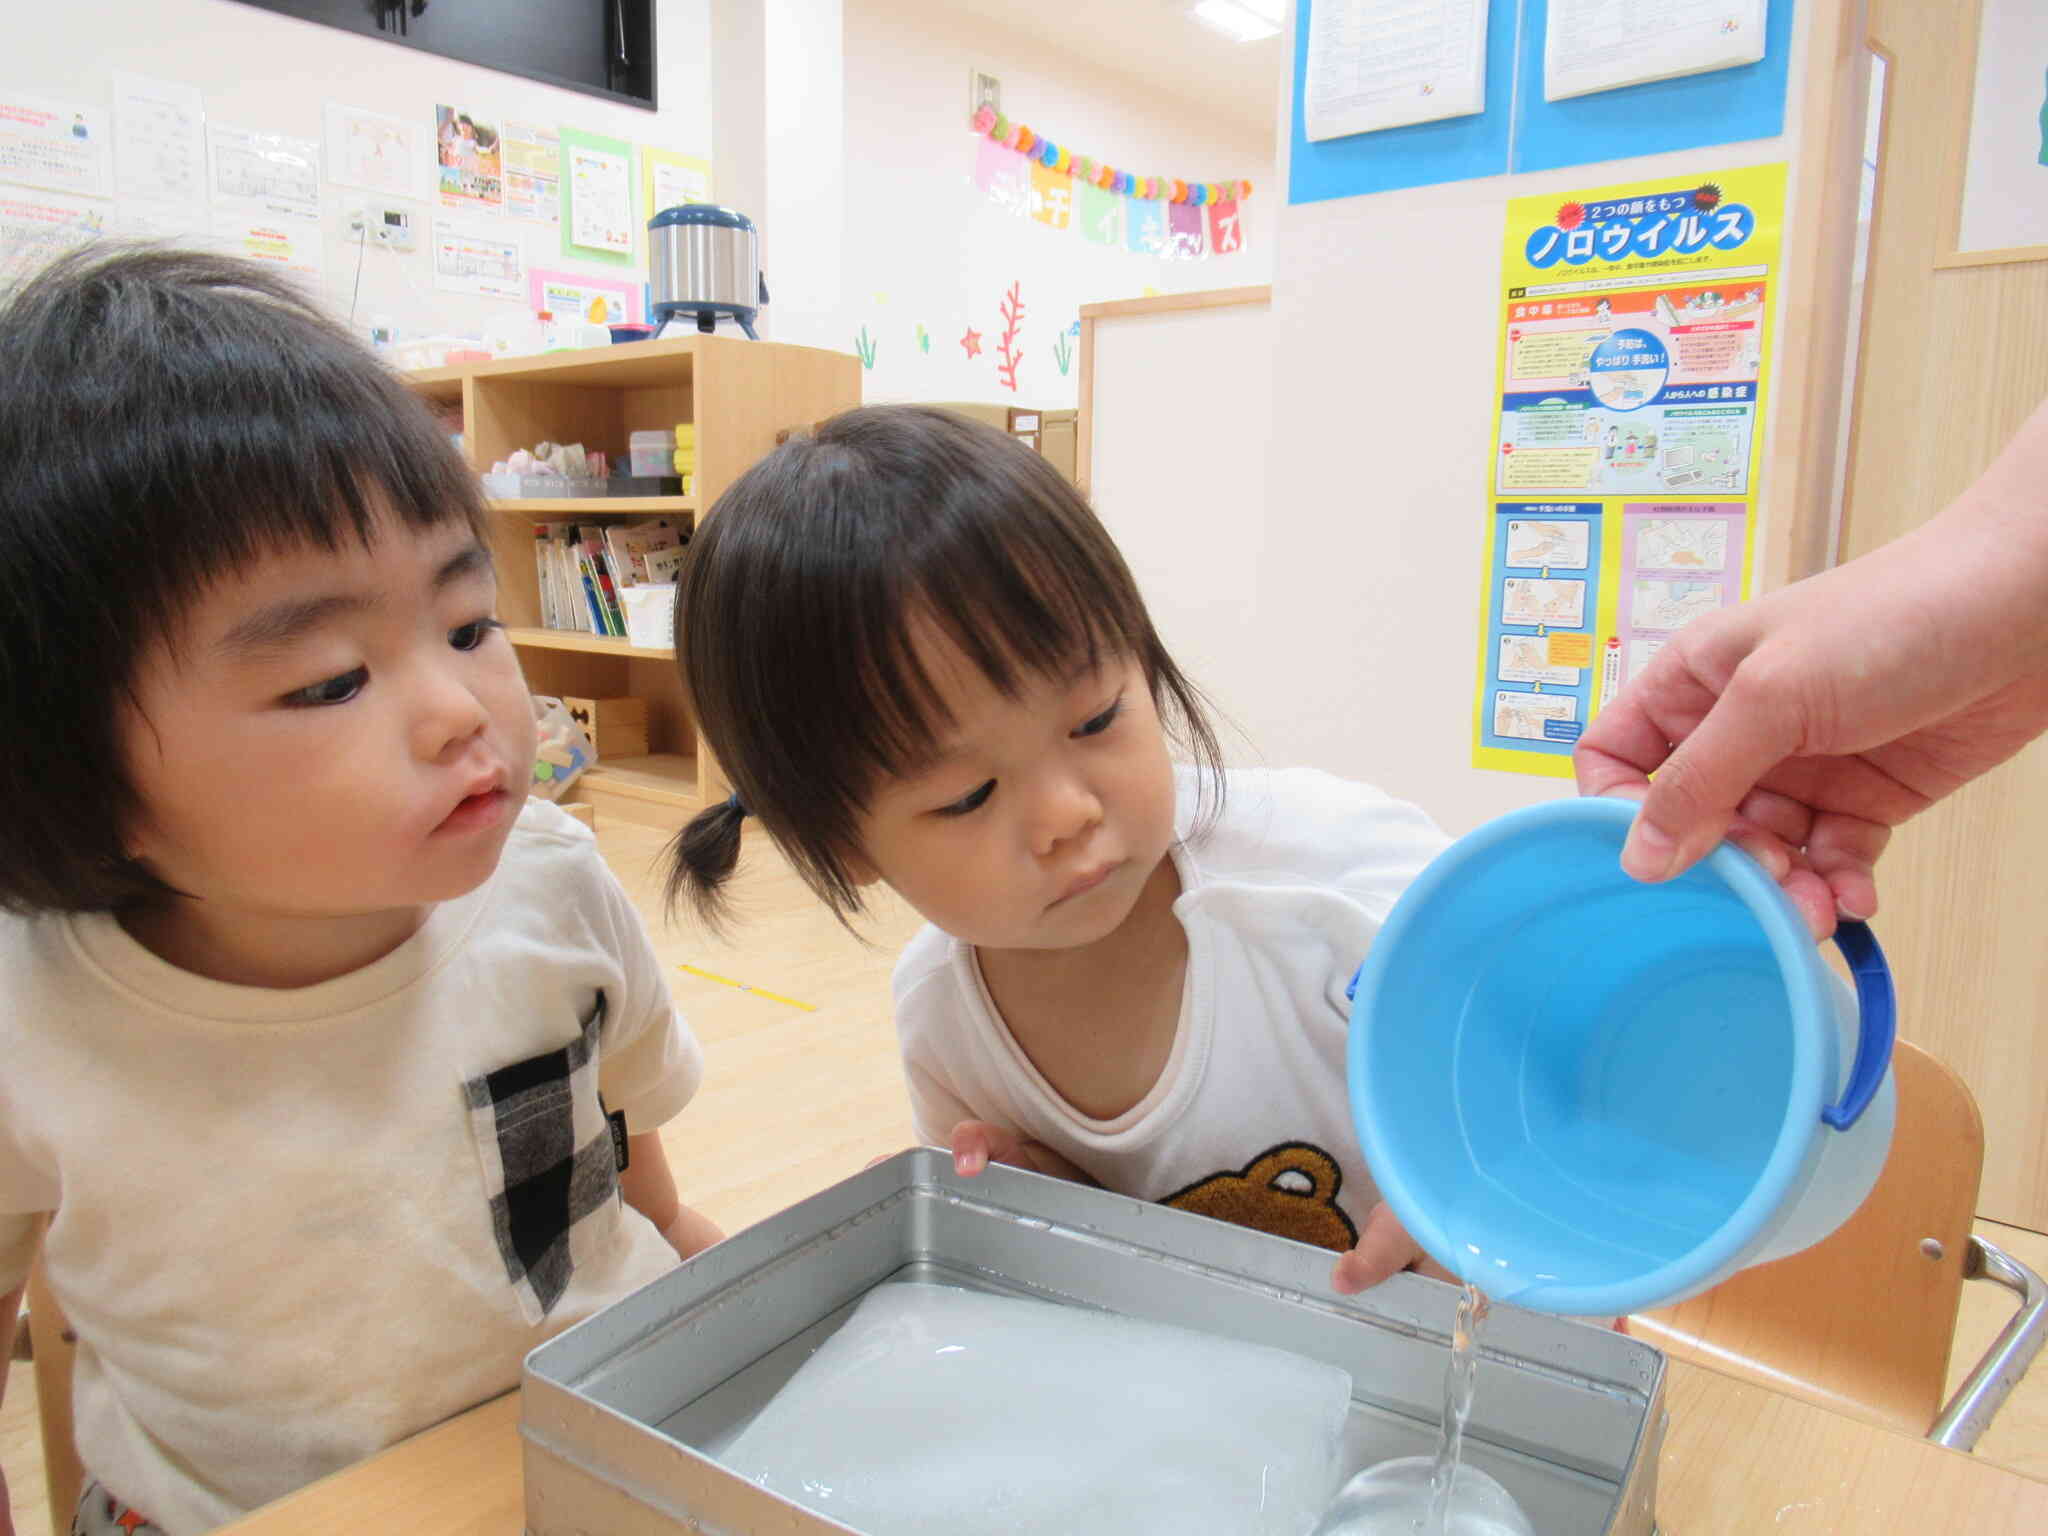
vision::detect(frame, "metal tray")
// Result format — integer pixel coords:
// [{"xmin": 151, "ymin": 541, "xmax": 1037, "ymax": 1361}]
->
[{"xmin": 522, "ymin": 1149, "xmax": 1665, "ymax": 1535}]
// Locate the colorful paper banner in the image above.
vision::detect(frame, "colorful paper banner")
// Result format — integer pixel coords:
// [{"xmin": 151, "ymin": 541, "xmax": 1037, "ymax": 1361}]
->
[{"xmin": 967, "ymin": 111, "xmax": 1251, "ymax": 260}]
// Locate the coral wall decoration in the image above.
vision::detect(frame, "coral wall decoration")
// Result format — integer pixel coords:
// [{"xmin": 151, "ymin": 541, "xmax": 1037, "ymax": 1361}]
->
[{"xmin": 995, "ymin": 282, "xmax": 1025, "ymax": 393}]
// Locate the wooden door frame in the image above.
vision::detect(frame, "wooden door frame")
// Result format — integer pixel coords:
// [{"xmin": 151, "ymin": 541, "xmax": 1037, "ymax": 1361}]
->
[{"xmin": 1075, "ymin": 285, "xmax": 1270, "ymax": 499}]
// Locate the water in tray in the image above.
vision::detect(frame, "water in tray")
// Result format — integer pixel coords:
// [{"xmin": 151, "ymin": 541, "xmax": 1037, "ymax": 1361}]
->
[
  {"xmin": 1312, "ymin": 1285, "xmax": 1535, "ymax": 1536},
  {"xmin": 716, "ymin": 1279, "xmax": 1351, "ymax": 1535},
  {"xmin": 1310, "ymin": 1456, "xmax": 1534, "ymax": 1536}
]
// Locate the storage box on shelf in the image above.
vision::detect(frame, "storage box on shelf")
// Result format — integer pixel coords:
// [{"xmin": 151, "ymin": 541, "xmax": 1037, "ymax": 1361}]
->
[
  {"xmin": 409, "ymin": 335, "xmax": 861, "ymax": 828},
  {"xmin": 562, "ymin": 696, "xmax": 649, "ymax": 760}
]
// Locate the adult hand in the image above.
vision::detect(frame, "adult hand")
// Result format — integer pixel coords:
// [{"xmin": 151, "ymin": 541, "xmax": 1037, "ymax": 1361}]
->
[
  {"xmin": 1575, "ymin": 399, "xmax": 2048, "ymax": 938},
  {"xmin": 1330, "ymin": 1200, "xmax": 1456, "ymax": 1295}
]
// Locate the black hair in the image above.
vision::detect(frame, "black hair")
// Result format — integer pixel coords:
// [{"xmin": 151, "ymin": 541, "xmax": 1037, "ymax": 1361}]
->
[
  {"xmin": 666, "ymin": 404, "xmax": 1224, "ymax": 930},
  {"xmin": 0, "ymin": 243, "xmax": 491, "ymax": 914}
]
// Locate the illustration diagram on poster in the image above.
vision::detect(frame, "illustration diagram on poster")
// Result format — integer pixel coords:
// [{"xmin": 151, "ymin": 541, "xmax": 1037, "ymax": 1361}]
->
[{"xmin": 1474, "ymin": 165, "xmax": 1784, "ymax": 778}]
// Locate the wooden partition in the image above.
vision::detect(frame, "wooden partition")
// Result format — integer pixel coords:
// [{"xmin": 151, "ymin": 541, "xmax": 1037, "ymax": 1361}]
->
[{"xmin": 1833, "ymin": 0, "xmax": 2048, "ymax": 1229}]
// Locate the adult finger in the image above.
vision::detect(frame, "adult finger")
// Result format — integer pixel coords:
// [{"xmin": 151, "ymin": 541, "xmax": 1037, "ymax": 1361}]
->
[
  {"xmin": 1778, "ymin": 864, "xmax": 1840, "ymax": 941},
  {"xmin": 1623, "ymin": 666, "xmax": 1809, "ymax": 883},
  {"xmin": 1804, "ymin": 810, "xmax": 1891, "ymax": 922},
  {"xmin": 1574, "ymin": 621, "xmax": 1747, "ymax": 800},
  {"xmin": 1720, "ymin": 818, "xmax": 1794, "ymax": 886},
  {"xmin": 1733, "ymin": 785, "xmax": 1818, "ymax": 849},
  {"xmin": 1573, "ymin": 681, "xmax": 1698, "ymax": 800}
]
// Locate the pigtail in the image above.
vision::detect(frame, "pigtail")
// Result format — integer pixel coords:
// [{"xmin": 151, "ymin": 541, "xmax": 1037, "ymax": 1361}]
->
[{"xmin": 664, "ymin": 793, "xmax": 749, "ymax": 930}]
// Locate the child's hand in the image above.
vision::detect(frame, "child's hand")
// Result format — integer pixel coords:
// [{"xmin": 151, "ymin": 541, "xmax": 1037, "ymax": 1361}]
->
[
  {"xmin": 1330, "ymin": 1201, "xmax": 1457, "ymax": 1295},
  {"xmin": 947, "ymin": 1122, "xmax": 1095, "ymax": 1184},
  {"xmin": 948, "ymin": 1120, "xmax": 1033, "ymax": 1177}
]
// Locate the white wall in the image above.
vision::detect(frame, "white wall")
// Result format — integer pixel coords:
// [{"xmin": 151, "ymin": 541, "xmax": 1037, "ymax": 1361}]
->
[
  {"xmin": 1087, "ymin": 300, "xmax": 1280, "ymax": 768},
  {"xmin": 834, "ymin": 0, "xmax": 1275, "ymax": 408},
  {"xmin": 11, "ymin": 0, "xmax": 1266, "ymax": 409},
  {"xmin": 9, "ymin": 0, "xmax": 712, "ymax": 342},
  {"xmin": 764, "ymin": 0, "xmax": 848, "ymax": 349}
]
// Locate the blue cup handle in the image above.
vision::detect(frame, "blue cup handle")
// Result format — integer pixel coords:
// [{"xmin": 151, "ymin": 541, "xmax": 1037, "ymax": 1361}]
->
[{"xmin": 1822, "ymin": 920, "xmax": 1894, "ymax": 1131}]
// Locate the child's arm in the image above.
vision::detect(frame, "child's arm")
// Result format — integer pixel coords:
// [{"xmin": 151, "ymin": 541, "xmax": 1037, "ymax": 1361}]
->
[
  {"xmin": 0, "ymin": 1281, "xmax": 19, "ymax": 1536},
  {"xmin": 620, "ymin": 1132, "xmax": 723, "ymax": 1260}
]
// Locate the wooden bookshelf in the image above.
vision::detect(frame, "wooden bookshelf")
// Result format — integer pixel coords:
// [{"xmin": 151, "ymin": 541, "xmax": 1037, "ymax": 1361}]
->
[
  {"xmin": 572, "ymin": 753, "xmax": 701, "ymax": 831},
  {"xmin": 411, "ymin": 335, "xmax": 861, "ymax": 822},
  {"xmin": 505, "ymin": 627, "xmax": 671, "ymax": 661},
  {"xmin": 489, "ymin": 496, "xmax": 698, "ymax": 516}
]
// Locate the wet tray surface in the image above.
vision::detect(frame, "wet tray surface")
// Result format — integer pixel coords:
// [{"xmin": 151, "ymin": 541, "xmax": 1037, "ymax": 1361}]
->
[{"xmin": 522, "ymin": 1149, "xmax": 1666, "ymax": 1535}]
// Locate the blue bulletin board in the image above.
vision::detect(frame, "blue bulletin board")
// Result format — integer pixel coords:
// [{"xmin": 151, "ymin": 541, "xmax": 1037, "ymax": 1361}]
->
[
  {"xmin": 1511, "ymin": 0, "xmax": 1795, "ymax": 175},
  {"xmin": 1288, "ymin": 0, "xmax": 1792, "ymax": 203},
  {"xmin": 1287, "ymin": 0, "xmax": 1519, "ymax": 203}
]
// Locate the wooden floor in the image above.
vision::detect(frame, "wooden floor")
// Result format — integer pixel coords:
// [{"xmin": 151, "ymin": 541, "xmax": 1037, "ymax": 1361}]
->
[{"xmin": 5, "ymin": 817, "xmax": 2047, "ymax": 1533}]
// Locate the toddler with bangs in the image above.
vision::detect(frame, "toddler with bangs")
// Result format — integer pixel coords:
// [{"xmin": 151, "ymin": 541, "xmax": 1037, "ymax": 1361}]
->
[
  {"xmin": 668, "ymin": 405, "xmax": 1454, "ymax": 1297},
  {"xmin": 0, "ymin": 247, "xmax": 720, "ymax": 1536}
]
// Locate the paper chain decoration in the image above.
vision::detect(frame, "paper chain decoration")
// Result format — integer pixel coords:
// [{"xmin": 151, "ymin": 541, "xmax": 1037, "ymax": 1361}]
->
[{"xmin": 970, "ymin": 105, "xmax": 1253, "ymax": 206}]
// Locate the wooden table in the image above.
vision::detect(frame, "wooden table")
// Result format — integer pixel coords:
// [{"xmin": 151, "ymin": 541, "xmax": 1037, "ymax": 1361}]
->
[{"xmin": 213, "ymin": 1353, "xmax": 2048, "ymax": 1536}]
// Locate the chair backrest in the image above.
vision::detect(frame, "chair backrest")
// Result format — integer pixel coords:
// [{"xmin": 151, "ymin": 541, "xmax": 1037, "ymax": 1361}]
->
[
  {"xmin": 1628, "ymin": 1038, "xmax": 1982, "ymax": 1435},
  {"xmin": 27, "ymin": 1225, "xmax": 81, "ymax": 1536}
]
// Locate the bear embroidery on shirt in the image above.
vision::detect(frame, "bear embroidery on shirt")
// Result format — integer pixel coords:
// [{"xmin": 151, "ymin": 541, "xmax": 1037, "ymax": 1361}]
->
[{"xmin": 1161, "ymin": 1141, "xmax": 1359, "ymax": 1252}]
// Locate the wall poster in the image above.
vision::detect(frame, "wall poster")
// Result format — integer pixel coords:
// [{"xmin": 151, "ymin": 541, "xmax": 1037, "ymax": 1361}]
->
[{"xmin": 1473, "ymin": 162, "xmax": 1785, "ymax": 776}]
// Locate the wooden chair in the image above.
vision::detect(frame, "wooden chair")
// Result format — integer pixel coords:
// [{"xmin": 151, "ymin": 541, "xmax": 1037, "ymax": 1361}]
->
[
  {"xmin": 1629, "ymin": 1039, "xmax": 2048, "ymax": 1447},
  {"xmin": 25, "ymin": 1223, "xmax": 82, "ymax": 1536}
]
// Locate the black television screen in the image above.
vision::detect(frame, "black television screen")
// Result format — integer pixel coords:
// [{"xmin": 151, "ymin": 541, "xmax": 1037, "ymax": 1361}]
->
[{"xmin": 227, "ymin": 0, "xmax": 656, "ymax": 110}]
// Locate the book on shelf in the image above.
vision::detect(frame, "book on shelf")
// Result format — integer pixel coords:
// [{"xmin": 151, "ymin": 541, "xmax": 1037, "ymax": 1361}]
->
[
  {"xmin": 577, "ymin": 559, "xmax": 612, "ymax": 636},
  {"xmin": 643, "ymin": 543, "xmax": 687, "ymax": 584},
  {"xmin": 578, "ymin": 526, "xmax": 628, "ymax": 637},
  {"xmin": 604, "ymin": 518, "xmax": 684, "ymax": 583},
  {"xmin": 534, "ymin": 518, "xmax": 688, "ymax": 639}
]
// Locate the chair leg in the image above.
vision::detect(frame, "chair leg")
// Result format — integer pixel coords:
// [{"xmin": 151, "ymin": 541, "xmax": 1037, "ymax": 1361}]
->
[
  {"xmin": 1929, "ymin": 1235, "xmax": 2048, "ymax": 1450},
  {"xmin": 26, "ymin": 1248, "xmax": 82, "ymax": 1536}
]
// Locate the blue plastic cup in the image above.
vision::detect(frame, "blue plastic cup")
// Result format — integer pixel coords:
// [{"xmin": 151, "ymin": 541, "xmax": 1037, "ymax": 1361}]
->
[{"xmin": 1347, "ymin": 796, "xmax": 1895, "ymax": 1317}]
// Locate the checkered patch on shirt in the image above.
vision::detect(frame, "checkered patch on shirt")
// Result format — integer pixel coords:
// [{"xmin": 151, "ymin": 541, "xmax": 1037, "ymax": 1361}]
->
[{"xmin": 464, "ymin": 990, "xmax": 622, "ymax": 1324}]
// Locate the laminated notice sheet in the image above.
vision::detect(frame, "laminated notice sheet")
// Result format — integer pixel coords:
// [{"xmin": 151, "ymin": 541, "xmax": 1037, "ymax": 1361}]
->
[
  {"xmin": 1304, "ymin": 0, "xmax": 1488, "ymax": 142},
  {"xmin": 1545, "ymin": 0, "xmax": 1766, "ymax": 103}
]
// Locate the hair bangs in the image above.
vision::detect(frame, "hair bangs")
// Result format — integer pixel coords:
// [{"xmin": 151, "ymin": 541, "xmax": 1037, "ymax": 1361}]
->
[
  {"xmin": 669, "ymin": 402, "xmax": 1229, "ymax": 932},
  {"xmin": 128, "ymin": 413, "xmax": 487, "ymax": 649},
  {"xmin": 0, "ymin": 243, "xmax": 489, "ymax": 913},
  {"xmin": 837, "ymin": 472, "xmax": 1141, "ymax": 792}
]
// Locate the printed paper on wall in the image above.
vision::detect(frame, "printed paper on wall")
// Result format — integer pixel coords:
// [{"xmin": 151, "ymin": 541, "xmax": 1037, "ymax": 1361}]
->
[{"xmin": 1473, "ymin": 163, "xmax": 1785, "ymax": 778}]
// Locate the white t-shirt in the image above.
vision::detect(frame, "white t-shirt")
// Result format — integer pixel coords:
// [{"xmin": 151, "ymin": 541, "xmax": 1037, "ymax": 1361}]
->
[
  {"xmin": 894, "ymin": 767, "xmax": 1447, "ymax": 1255},
  {"xmin": 0, "ymin": 800, "xmax": 701, "ymax": 1536}
]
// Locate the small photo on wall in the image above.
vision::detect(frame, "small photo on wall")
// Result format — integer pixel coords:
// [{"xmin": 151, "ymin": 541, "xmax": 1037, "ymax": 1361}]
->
[{"xmin": 437, "ymin": 104, "xmax": 504, "ymax": 212}]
